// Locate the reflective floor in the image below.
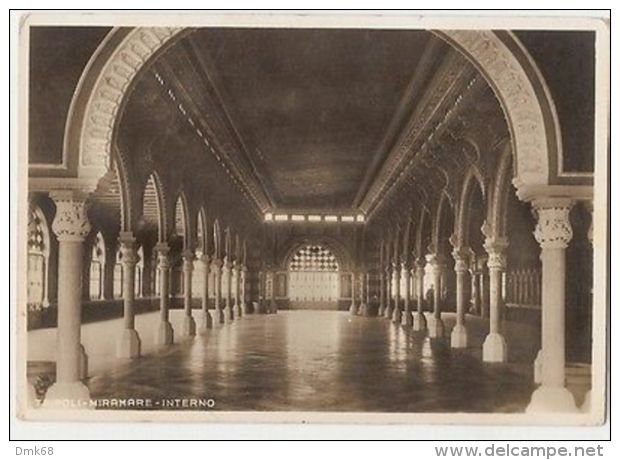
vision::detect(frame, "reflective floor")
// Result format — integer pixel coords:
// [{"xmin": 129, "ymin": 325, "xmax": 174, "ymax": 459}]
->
[{"xmin": 84, "ymin": 311, "xmax": 539, "ymax": 413}]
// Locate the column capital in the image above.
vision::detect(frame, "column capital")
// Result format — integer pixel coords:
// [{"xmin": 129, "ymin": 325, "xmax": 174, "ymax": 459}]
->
[
  {"xmin": 50, "ymin": 190, "xmax": 91, "ymax": 242},
  {"xmin": 119, "ymin": 233, "xmax": 138, "ymax": 265},
  {"xmin": 484, "ymin": 238, "xmax": 508, "ymax": 270},
  {"xmin": 154, "ymin": 242, "xmax": 170, "ymax": 268},
  {"xmin": 240, "ymin": 264, "xmax": 248, "ymax": 273},
  {"xmin": 532, "ymin": 200, "xmax": 574, "ymax": 249},
  {"xmin": 200, "ymin": 253, "xmax": 211, "ymax": 266},
  {"xmin": 452, "ymin": 247, "xmax": 470, "ymax": 273}
]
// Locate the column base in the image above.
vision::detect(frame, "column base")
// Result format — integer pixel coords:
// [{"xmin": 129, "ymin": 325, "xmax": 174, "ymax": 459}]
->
[
  {"xmin": 450, "ymin": 324, "xmax": 468, "ymax": 348},
  {"xmin": 182, "ymin": 315, "xmax": 196, "ymax": 337},
  {"xmin": 42, "ymin": 381, "xmax": 92, "ymax": 410},
  {"xmin": 359, "ymin": 303, "xmax": 368, "ymax": 316},
  {"xmin": 200, "ymin": 311, "xmax": 213, "ymax": 331},
  {"xmin": 392, "ymin": 308, "xmax": 402, "ymax": 324},
  {"xmin": 427, "ymin": 316, "xmax": 444, "ymax": 338},
  {"xmin": 482, "ymin": 332, "xmax": 508, "ymax": 362},
  {"xmin": 413, "ymin": 312, "xmax": 427, "ymax": 332},
  {"xmin": 224, "ymin": 305, "xmax": 234, "ymax": 322},
  {"xmin": 216, "ymin": 308, "xmax": 226, "ymax": 324},
  {"xmin": 402, "ymin": 311, "xmax": 413, "ymax": 327},
  {"xmin": 78, "ymin": 344, "xmax": 88, "ymax": 380},
  {"xmin": 526, "ymin": 386, "xmax": 578, "ymax": 413},
  {"xmin": 349, "ymin": 303, "xmax": 358, "ymax": 315},
  {"xmin": 384, "ymin": 306, "xmax": 393, "ymax": 319},
  {"xmin": 156, "ymin": 320, "xmax": 174, "ymax": 346},
  {"xmin": 581, "ymin": 390, "xmax": 591, "ymax": 413},
  {"xmin": 116, "ymin": 328, "xmax": 141, "ymax": 359},
  {"xmin": 534, "ymin": 349, "xmax": 543, "ymax": 384},
  {"xmin": 233, "ymin": 303, "xmax": 243, "ymax": 318}
]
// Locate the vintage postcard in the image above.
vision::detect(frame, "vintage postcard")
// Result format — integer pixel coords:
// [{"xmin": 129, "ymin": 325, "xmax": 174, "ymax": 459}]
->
[{"xmin": 15, "ymin": 11, "xmax": 610, "ymax": 427}]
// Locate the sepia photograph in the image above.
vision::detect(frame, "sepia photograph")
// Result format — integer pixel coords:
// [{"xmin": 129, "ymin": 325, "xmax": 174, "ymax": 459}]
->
[{"xmin": 13, "ymin": 10, "xmax": 610, "ymax": 432}]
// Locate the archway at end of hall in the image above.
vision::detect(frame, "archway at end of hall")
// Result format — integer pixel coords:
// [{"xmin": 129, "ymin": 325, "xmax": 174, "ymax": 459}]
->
[{"xmin": 288, "ymin": 244, "xmax": 340, "ymax": 310}]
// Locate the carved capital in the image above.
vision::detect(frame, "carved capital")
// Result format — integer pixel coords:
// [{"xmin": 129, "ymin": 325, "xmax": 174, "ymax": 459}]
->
[
  {"xmin": 154, "ymin": 242, "xmax": 170, "ymax": 269},
  {"xmin": 484, "ymin": 238, "xmax": 509, "ymax": 271},
  {"xmin": 533, "ymin": 200, "xmax": 573, "ymax": 249},
  {"xmin": 119, "ymin": 232, "xmax": 138, "ymax": 266},
  {"xmin": 210, "ymin": 258, "xmax": 223, "ymax": 274},
  {"xmin": 50, "ymin": 191, "xmax": 91, "ymax": 242},
  {"xmin": 452, "ymin": 247, "xmax": 470, "ymax": 273}
]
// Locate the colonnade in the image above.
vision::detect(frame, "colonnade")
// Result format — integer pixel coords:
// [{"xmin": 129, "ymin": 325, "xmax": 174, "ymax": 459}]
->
[
  {"xmin": 350, "ymin": 198, "xmax": 593, "ymax": 414},
  {"xmin": 41, "ymin": 190, "xmax": 268, "ymax": 407}
]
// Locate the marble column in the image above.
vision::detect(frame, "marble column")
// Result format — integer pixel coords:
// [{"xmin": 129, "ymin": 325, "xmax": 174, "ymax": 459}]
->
[
  {"xmin": 364, "ymin": 272, "xmax": 372, "ymax": 316},
  {"xmin": 427, "ymin": 254, "xmax": 445, "ymax": 338},
  {"xmin": 378, "ymin": 269, "xmax": 386, "ymax": 317},
  {"xmin": 470, "ymin": 268, "xmax": 480, "ymax": 315},
  {"xmin": 268, "ymin": 271, "xmax": 278, "ymax": 313},
  {"xmin": 257, "ymin": 270, "xmax": 266, "ymax": 314},
  {"xmin": 450, "ymin": 248, "xmax": 469, "ymax": 348},
  {"xmin": 526, "ymin": 199, "xmax": 577, "ymax": 413},
  {"xmin": 181, "ymin": 249, "xmax": 196, "ymax": 337},
  {"xmin": 349, "ymin": 271, "xmax": 358, "ymax": 315},
  {"xmin": 223, "ymin": 257, "xmax": 234, "ymax": 322},
  {"xmin": 43, "ymin": 191, "xmax": 91, "ymax": 407},
  {"xmin": 479, "ymin": 260, "xmax": 490, "ymax": 318},
  {"xmin": 392, "ymin": 262, "xmax": 402, "ymax": 324},
  {"xmin": 232, "ymin": 261, "xmax": 243, "ymax": 318},
  {"xmin": 199, "ymin": 254, "xmax": 213, "ymax": 331},
  {"xmin": 211, "ymin": 258, "xmax": 224, "ymax": 324},
  {"xmin": 402, "ymin": 263, "xmax": 413, "ymax": 327},
  {"xmin": 155, "ymin": 243, "xmax": 173, "ymax": 346},
  {"xmin": 582, "ymin": 203, "xmax": 594, "ymax": 413},
  {"xmin": 413, "ymin": 259, "xmax": 427, "ymax": 332},
  {"xmin": 358, "ymin": 272, "xmax": 369, "ymax": 316},
  {"xmin": 482, "ymin": 239, "xmax": 509, "ymax": 361},
  {"xmin": 241, "ymin": 265, "xmax": 251, "ymax": 315},
  {"xmin": 383, "ymin": 266, "xmax": 392, "ymax": 318},
  {"xmin": 116, "ymin": 232, "xmax": 141, "ymax": 358}
]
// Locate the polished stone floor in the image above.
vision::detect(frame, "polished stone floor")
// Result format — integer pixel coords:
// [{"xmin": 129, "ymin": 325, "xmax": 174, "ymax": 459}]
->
[{"xmin": 81, "ymin": 311, "xmax": 542, "ymax": 413}]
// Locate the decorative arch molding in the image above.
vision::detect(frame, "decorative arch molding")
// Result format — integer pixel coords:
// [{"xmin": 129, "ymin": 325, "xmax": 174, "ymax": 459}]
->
[
  {"xmin": 433, "ymin": 30, "xmax": 555, "ymax": 190},
  {"xmin": 278, "ymin": 237, "xmax": 354, "ymax": 272},
  {"xmin": 57, "ymin": 26, "xmax": 575, "ymax": 202},
  {"xmin": 139, "ymin": 171, "xmax": 168, "ymax": 243},
  {"xmin": 487, "ymin": 144, "xmax": 514, "ymax": 240}
]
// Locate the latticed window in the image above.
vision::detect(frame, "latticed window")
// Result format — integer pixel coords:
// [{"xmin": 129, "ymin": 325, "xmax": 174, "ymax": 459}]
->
[
  {"xmin": 289, "ymin": 245, "xmax": 339, "ymax": 272},
  {"xmin": 27, "ymin": 206, "xmax": 49, "ymax": 310},
  {"xmin": 288, "ymin": 245, "xmax": 340, "ymax": 302},
  {"xmin": 89, "ymin": 233, "xmax": 106, "ymax": 300}
]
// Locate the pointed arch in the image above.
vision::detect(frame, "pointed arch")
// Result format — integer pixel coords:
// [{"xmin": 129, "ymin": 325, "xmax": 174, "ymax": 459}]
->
[
  {"xmin": 212, "ymin": 219, "xmax": 222, "ymax": 260},
  {"xmin": 140, "ymin": 171, "xmax": 167, "ymax": 243},
  {"xmin": 89, "ymin": 231, "xmax": 106, "ymax": 300},
  {"xmin": 456, "ymin": 165, "xmax": 487, "ymax": 248},
  {"xmin": 196, "ymin": 207, "xmax": 208, "ymax": 256},
  {"xmin": 173, "ymin": 191, "xmax": 190, "ymax": 248},
  {"xmin": 487, "ymin": 144, "xmax": 515, "ymax": 240},
  {"xmin": 27, "ymin": 203, "xmax": 51, "ymax": 309}
]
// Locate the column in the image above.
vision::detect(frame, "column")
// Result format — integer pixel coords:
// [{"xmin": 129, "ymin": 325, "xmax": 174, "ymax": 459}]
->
[
  {"xmin": 358, "ymin": 272, "xmax": 368, "ymax": 316},
  {"xmin": 232, "ymin": 261, "xmax": 243, "ymax": 318},
  {"xmin": 155, "ymin": 242, "xmax": 173, "ymax": 346},
  {"xmin": 526, "ymin": 199, "xmax": 577, "ymax": 413},
  {"xmin": 582, "ymin": 203, "xmax": 594, "ymax": 413},
  {"xmin": 43, "ymin": 191, "xmax": 91, "ymax": 407},
  {"xmin": 222, "ymin": 257, "xmax": 234, "ymax": 322},
  {"xmin": 378, "ymin": 269, "xmax": 386, "ymax": 317},
  {"xmin": 364, "ymin": 272, "xmax": 372, "ymax": 316},
  {"xmin": 392, "ymin": 262, "xmax": 402, "ymax": 324},
  {"xmin": 413, "ymin": 259, "xmax": 427, "ymax": 332},
  {"xmin": 450, "ymin": 247, "xmax": 469, "ymax": 348},
  {"xmin": 211, "ymin": 258, "xmax": 224, "ymax": 324},
  {"xmin": 470, "ymin": 267, "xmax": 480, "ymax": 315},
  {"xmin": 385, "ymin": 266, "xmax": 393, "ymax": 318},
  {"xmin": 181, "ymin": 249, "xmax": 196, "ymax": 337},
  {"xmin": 116, "ymin": 232, "xmax": 141, "ymax": 358},
  {"xmin": 257, "ymin": 270, "xmax": 266, "ymax": 314},
  {"xmin": 349, "ymin": 271, "xmax": 358, "ymax": 315},
  {"xmin": 482, "ymin": 239, "xmax": 509, "ymax": 361},
  {"xmin": 427, "ymin": 254, "xmax": 445, "ymax": 338},
  {"xmin": 479, "ymin": 260, "xmax": 490, "ymax": 318},
  {"xmin": 402, "ymin": 263, "xmax": 413, "ymax": 327},
  {"xmin": 241, "ymin": 265, "xmax": 251, "ymax": 315},
  {"xmin": 199, "ymin": 253, "xmax": 213, "ymax": 331}
]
